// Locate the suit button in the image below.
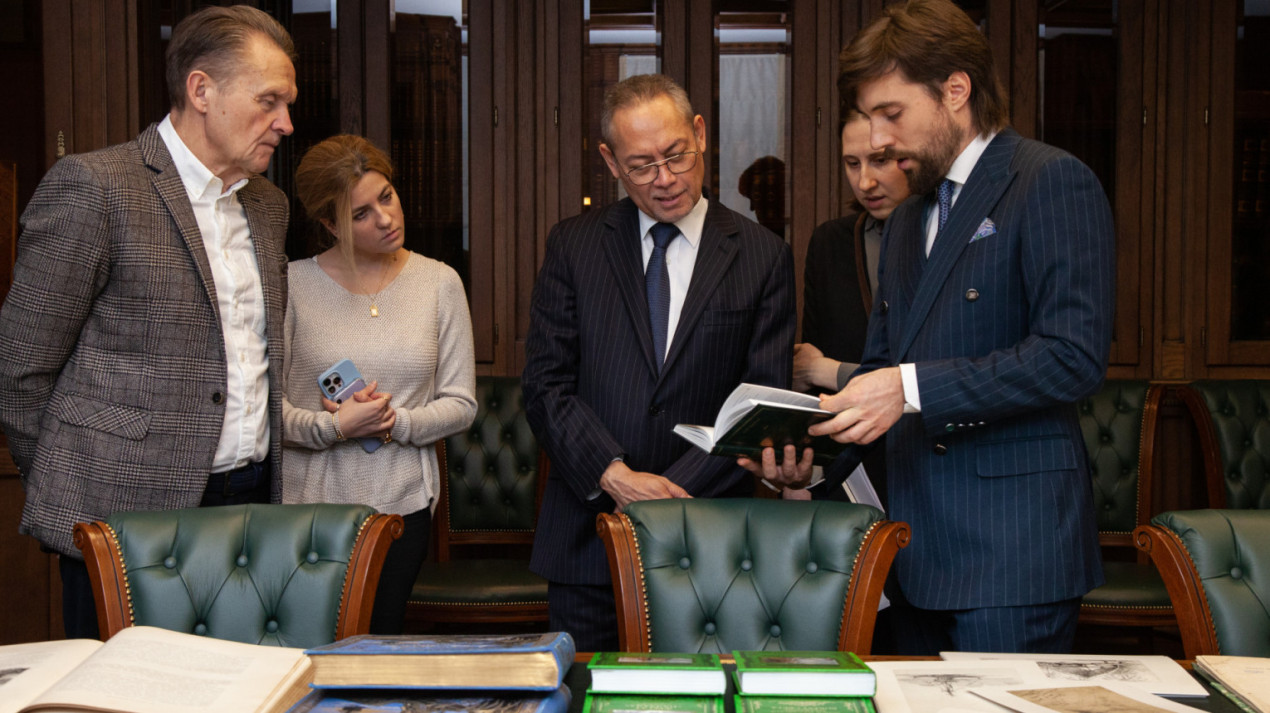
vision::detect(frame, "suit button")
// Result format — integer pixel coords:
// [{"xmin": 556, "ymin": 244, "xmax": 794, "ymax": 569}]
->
[
  {"xmin": 965, "ymin": 288, "xmax": 980, "ymax": 301},
  {"xmin": 945, "ymin": 423, "xmax": 955, "ymax": 432},
  {"xmin": 880, "ymin": 300, "xmax": 889, "ymax": 314},
  {"xmin": 211, "ymin": 392, "xmax": 224, "ymax": 404},
  {"xmin": 933, "ymin": 443, "xmax": 948, "ymax": 455},
  {"xmin": 648, "ymin": 406, "xmax": 661, "ymax": 417}
]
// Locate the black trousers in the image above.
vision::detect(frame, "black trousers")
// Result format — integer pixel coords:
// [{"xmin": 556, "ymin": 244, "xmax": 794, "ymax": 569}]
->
[
  {"xmin": 547, "ymin": 581, "xmax": 620, "ymax": 652},
  {"xmin": 369, "ymin": 507, "xmax": 431, "ymax": 635}
]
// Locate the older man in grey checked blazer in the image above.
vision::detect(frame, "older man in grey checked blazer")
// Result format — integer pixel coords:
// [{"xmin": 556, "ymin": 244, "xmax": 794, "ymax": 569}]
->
[{"xmin": 0, "ymin": 5, "xmax": 296, "ymax": 639}]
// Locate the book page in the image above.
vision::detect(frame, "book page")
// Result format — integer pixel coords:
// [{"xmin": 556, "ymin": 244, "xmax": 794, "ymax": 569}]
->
[
  {"xmin": 1195, "ymin": 655, "xmax": 1270, "ymax": 712},
  {"xmin": 940, "ymin": 652, "xmax": 1207, "ymax": 698},
  {"xmin": 970, "ymin": 681, "xmax": 1206, "ymax": 713},
  {"xmin": 0, "ymin": 639, "xmax": 101, "ymax": 713},
  {"xmin": 713, "ymin": 384, "xmax": 822, "ymax": 433},
  {"xmin": 25, "ymin": 627, "xmax": 309, "ymax": 713}
]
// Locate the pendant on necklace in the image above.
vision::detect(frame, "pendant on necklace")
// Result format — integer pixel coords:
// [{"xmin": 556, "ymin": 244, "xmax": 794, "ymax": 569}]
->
[{"xmin": 370, "ymin": 304, "xmax": 380, "ymax": 318}]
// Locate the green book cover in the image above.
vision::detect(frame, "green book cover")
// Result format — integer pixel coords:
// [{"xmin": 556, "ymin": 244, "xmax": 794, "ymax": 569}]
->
[
  {"xmin": 588, "ymin": 652, "xmax": 726, "ymax": 694},
  {"xmin": 582, "ymin": 692, "xmax": 725, "ymax": 713},
  {"xmin": 734, "ymin": 694, "xmax": 877, "ymax": 713},
  {"xmin": 731, "ymin": 651, "xmax": 875, "ymax": 697}
]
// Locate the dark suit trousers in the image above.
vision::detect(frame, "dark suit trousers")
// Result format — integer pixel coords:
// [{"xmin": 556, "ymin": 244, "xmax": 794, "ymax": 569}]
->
[
  {"xmin": 548, "ymin": 581, "xmax": 620, "ymax": 653},
  {"xmin": 60, "ymin": 462, "xmax": 273, "ymax": 640},
  {"xmin": 887, "ymin": 587, "xmax": 1082, "ymax": 655}
]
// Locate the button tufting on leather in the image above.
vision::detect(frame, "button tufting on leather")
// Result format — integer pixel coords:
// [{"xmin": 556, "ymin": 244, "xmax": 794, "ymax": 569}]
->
[
  {"xmin": 1230, "ymin": 567, "xmax": 1243, "ymax": 579},
  {"xmin": 163, "ymin": 556, "xmax": 177, "ymax": 569},
  {"xmin": 237, "ymin": 554, "xmax": 248, "ymax": 567},
  {"xmin": 703, "ymin": 622, "xmax": 716, "ymax": 635},
  {"xmin": 770, "ymin": 624, "xmax": 782, "ymax": 636},
  {"xmin": 194, "ymin": 623, "xmax": 208, "ymax": 635},
  {"xmin": 678, "ymin": 557, "xmax": 691, "ymax": 569},
  {"xmin": 307, "ymin": 551, "xmax": 320, "ymax": 564},
  {"xmin": 740, "ymin": 559, "xmax": 752, "ymax": 571},
  {"xmin": 266, "ymin": 620, "xmax": 280, "ymax": 633},
  {"xmin": 805, "ymin": 562, "xmax": 818, "ymax": 573}
]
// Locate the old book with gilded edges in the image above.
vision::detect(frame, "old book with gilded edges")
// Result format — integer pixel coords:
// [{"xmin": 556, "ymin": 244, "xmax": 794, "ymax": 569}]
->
[
  {"xmin": 1195, "ymin": 655, "xmax": 1270, "ymax": 713},
  {"xmin": 587, "ymin": 652, "xmax": 726, "ymax": 695},
  {"xmin": 285, "ymin": 684, "xmax": 571, "ymax": 713},
  {"xmin": 731, "ymin": 650, "xmax": 875, "ymax": 697},
  {"xmin": 303, "ymin": 632, "xmax": 575, "ymax": 691}
]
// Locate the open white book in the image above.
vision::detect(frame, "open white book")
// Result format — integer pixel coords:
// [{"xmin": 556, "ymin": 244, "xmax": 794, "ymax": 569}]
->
[
  {"xmin": 1194, "ymin": 655, "xmax": 1270, "ymax": 712},
  {"xmin": 673, "ymin": 383, "xmax": 846, "ymax": 465},
  {"xmin": 0, "ymin": 626, "xmax": 313, "ymax": 713}
]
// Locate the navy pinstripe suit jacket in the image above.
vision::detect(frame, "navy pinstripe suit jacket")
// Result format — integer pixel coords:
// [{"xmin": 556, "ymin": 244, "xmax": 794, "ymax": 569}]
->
[
  {"xmin": 827, "ymin": 129, "xmax": 1112, "ymax": 610},
  {"xmin": 523, "ymin": 197, "xmax": 795, "ymax": 586}
]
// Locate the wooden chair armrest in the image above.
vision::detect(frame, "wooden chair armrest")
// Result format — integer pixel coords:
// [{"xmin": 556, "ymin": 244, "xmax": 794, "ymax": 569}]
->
[
  {"xmin": 336, "ymin": 513, "xmax": 404, "ymax": 639},
  {"xmin": 1134, "ymin": 523, "xmax": 1220, "ymax": 658},
  {"xmin": 597, "ymin": 512, "xmax": 650, "ymax": 652},
  {"xmin": 72, "ymin": 521, "xmax": 132, "ymax": 640},
  {"xmin": 838, "ymin": 520, "xmax": 910, "ymax": 654}
]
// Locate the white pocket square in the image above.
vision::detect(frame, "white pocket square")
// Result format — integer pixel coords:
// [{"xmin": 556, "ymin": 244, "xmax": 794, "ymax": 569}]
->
[{"xmin": 970, "ymin": 217, "xmax": 997, "ymax": 243}]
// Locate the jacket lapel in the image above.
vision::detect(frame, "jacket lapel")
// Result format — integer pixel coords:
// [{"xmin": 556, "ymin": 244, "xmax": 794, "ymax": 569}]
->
[
  {"xmin": 895, "ymin": 129, "xmax": 1020, "ymax": 361},
  {"xmin": 140, "ymin": 124, "xmax": 222, "ymax": 324},
  {"xmin": 238, "ymin": 181, "xmax": 286, "ymax": 344},
  {"xmin": 601, "ymin": 199, "xmax": 660, "ymax": 376},
  {"xmin": 662, "ymin": 200, "xmax": 738, "ymax": 376}
]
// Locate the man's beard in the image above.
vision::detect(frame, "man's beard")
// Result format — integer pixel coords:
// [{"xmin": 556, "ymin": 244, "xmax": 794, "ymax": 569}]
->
[{"xmin": 894, "ymin": 110, "xmax": 964, "ymax": 197}]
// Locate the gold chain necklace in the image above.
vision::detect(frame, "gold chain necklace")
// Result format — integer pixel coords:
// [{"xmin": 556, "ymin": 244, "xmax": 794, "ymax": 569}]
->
[{"xmin": 354, "ymin": 256, "xmax": 396, "ymax": 318}]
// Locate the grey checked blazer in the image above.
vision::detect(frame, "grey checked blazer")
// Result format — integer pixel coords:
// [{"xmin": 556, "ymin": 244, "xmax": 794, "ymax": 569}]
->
[
  {"xmin": 826, "ymin": 129, "xmax": 1113, "ymax": 615},
  {"xmin": 0, "ymin": 123, "xmax": 289, "ymax": 557},
  {"xmin": 523, "ymin": 197, "xmax": 796, "ymax": 586}
]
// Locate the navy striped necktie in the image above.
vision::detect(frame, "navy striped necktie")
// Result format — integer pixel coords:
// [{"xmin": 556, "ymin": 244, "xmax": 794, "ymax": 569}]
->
[
  {"xmin": 647, "ymin": 222, "xmax": 677, "ymax": 372},
  {"xmin": 936, "ymin": 178, "xmax": 955, "ymax": 233}
]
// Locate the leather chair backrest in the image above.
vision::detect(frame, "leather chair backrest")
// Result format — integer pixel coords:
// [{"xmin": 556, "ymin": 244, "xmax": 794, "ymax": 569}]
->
[
  {"xmin": 622, "ymin": 498, "xmax": 885, "ymax": 653},
  {"xmin": 1151, "ymin": 509, "xmax": 1270, "ymax": 656},
  {"xmin": 1077, "ymin": 380, "xmax": 1155, "ymax": 534},
  {"xmin": 1183, "ymin": 380, "xmax": 1270, "ymax": 509},
  {"xmin": 105, "ymin": 503, "xmax": 378, "ymax": 649},
  {"xmin": 442, "ymin": 376, "xmax": 541, "ymax": 534}
]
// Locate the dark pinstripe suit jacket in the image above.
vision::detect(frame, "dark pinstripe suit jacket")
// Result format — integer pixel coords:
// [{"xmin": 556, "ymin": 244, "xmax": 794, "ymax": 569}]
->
[
  {"xmin": 0, "ymin": 123, "xmax": 289, "ymax": 557},
  {"xmin": 524, "ymin": 197, "xmax": 795, "ymax": 586},
  {"xmin": 828, "ymin": 129, "xmax": 1112, "ymax": 610}
]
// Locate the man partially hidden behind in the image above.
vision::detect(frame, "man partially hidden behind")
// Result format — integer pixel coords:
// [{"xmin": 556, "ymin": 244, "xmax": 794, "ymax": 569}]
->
[
  {"xmin": 0, "ymin": 5, "xmax": 297, "ymax": 639},
  {"xmin": 522, "ymin": 74, "xmax": 796, "ymax": 651},
  {"xmin": 788, "ymin": 0, "xmax": 1113, "ymax": 654}
]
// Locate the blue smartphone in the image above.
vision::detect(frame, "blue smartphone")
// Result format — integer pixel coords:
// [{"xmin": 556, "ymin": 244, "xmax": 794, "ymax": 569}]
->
[{"xmin": 317, "ymin": 359, "xmax": 385, "ymax": 453}]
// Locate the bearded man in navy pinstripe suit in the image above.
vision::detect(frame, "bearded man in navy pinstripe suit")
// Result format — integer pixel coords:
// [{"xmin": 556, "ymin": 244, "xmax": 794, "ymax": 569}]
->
[
  {"xmin": 523, "ymin": 74, "xmax": 796, "ymax": 651},
  {"xmin": 806, "ymin": 0, "xmax": 1113, "ymax": 654}
]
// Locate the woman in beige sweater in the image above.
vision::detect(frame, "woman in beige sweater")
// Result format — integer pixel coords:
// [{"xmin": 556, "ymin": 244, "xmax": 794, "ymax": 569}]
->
[{"xmin": 283, "ymin": 135, "xmax": 476, "ymax": 634}]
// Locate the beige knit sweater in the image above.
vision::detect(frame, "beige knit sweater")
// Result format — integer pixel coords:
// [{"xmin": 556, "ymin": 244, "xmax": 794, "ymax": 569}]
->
[{"xmin": 281, "ymin": 252, "xmax": 476, "ymax": 515}]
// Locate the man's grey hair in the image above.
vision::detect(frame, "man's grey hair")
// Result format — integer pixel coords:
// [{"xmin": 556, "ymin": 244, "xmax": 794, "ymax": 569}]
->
[
  {"xmin": 600, "ymin": 74, "xmax": 695, "ymax": 150},
  {"xmin": 166, "ymin": 5, "xmax": 296, "ymax": 111}
]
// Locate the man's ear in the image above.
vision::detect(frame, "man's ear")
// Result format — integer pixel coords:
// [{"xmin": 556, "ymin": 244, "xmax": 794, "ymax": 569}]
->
[
  {"xmin": 693, "ymin": 114, "xmax": 707, "ymax": 152},
  {"xmin": 942, "ymin": 71, "xmax": 972, "ymax": 113},
  {"xmin": 599, "ymin": 142, "xmax": 622, "ymax": 179},
  {"xmin": 186, "ymin": 71, "xmax": 213, "ymax": 114}
]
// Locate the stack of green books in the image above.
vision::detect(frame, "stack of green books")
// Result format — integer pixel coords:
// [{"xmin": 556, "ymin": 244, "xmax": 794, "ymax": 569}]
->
[
  {"xmin": 583, "ymin": 652, "xmax": 728, "ymax": 712},
  {"xmin": 285, "ymin": 632, "xmax": 576, "ymax": 712},
  {"xmin": 730, "ymin": 650, "xmax": 878, "ymax": 713}
]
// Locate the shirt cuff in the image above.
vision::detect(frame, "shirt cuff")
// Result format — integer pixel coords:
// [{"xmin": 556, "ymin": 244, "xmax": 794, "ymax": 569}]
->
[{"xmin": 899, "ymin": 363, "xmax": 921, "ymax": 413}]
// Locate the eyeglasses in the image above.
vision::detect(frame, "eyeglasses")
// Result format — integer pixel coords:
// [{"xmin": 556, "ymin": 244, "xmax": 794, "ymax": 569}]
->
[{"xmin": 623, "ymin": 151, "xmax": 700, "ymax": 186}]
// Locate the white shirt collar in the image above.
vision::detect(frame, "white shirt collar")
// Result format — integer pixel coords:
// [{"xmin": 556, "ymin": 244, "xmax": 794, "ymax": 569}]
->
[
  {"xmin": 945, "ymin": 130, "xmax": 998, "ymax": 187},
  {"xmin": 157, "ymin": 115, "xmax": 248, "ymax": 201},
  {"xmin": 637, "ymin": 194, "xmax": 709, "ymax": 247}
]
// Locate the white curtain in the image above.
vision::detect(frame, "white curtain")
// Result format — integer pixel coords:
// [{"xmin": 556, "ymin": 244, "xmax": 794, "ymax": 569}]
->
[{"xmin": 718, "ymin": 54, "xmax": 787, "ymax": 231}]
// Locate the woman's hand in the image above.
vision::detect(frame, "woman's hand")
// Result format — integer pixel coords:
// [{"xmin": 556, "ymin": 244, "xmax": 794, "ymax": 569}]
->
[{"xmin": 326, "ymin": 380, "xmax": 395, "ymax": 439}]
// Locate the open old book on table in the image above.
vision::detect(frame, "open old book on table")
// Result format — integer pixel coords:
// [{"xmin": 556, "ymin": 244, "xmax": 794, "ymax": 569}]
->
[
  {"xmin": 0, "ymin": 625, "xmax": 312, "ymax": 713},
  {"xmin": 674, "ymin": 383, "xmax": 847, "ymax": 466}
]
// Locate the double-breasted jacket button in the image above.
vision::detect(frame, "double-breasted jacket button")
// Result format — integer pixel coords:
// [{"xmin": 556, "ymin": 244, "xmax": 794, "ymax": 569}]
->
[
  {"xmin": 965, "ymin": 288, "xmax": 980, "ymax": 302},
  {"xmin": 933, "ymin": 443, "xmax": 948, "ymax": 455},
  {"xmin": 880, "ymin": 300, "xmax": 889, "ymax": 314}
]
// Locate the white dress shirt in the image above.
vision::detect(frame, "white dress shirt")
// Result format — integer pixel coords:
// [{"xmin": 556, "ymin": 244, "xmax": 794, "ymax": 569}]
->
[
  {"xmin": 637, "ymin": 196, "xmax": 708, "ymax": 362},
  {"xmin": 900, "ymin": 131, "xmax": 997, "ymax": 411},
  {"xmin": 158, "ymin": 116, "xmax": 271, "ymax": 472}
]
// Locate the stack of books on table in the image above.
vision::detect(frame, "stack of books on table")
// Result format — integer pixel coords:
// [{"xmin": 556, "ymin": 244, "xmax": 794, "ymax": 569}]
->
[
  {"xmin": 583, "ymin": 652, "xmax": 728, "ymax": 712},
  {"xmin": 285, "ymin": 632, "xmax": 576, "ymax": 712},
  {"xmin": 730, "ymin": 650, "xmax": 877, "ymax": 712}
]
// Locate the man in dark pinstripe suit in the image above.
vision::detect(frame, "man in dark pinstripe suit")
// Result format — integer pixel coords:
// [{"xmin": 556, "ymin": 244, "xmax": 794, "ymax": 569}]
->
[
  {"xmin": 523, "ymin": 74, "xmax": 796, "ymax": 651},
  {"xmin": 0, "ymin": 6, "xmax": 295, "ymax": 639},
  {"xmin": 808, "ymin": 0, "xmax": 1113, "ymax": 654}
]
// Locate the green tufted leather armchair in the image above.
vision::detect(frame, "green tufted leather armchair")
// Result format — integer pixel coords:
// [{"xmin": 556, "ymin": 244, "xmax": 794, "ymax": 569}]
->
[
  {"xmin": 597, "ymin": 499, "xmax": 909, "ymax": 654},
  {"xmin": 1075, "ymin": 381, "xmax": 1175, "ymax": 629},
  {"xmin": 72, "ymin": 503, "xmax": 403, "ymax": 648},
  {"xmin": 1178, "ymin": 380, "xmax": 1270, "ymax": 510},
  {"xmin": 1135, "ymin": 509, "xmax": 1270, "ymax": 657},
  {"xmin": 407, "ymin": 376, "xmax": 550, "ymax": 627}
]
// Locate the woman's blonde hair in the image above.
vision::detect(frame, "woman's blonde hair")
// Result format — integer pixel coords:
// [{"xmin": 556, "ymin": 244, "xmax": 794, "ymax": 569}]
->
[{"xmin": 294, "ymin": 134, "xmax": 395, "ymax": 267}]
